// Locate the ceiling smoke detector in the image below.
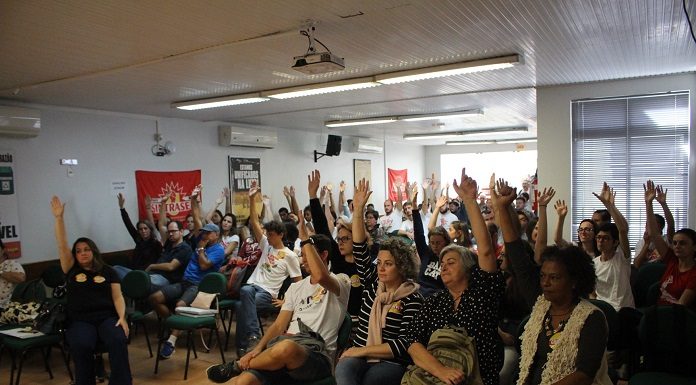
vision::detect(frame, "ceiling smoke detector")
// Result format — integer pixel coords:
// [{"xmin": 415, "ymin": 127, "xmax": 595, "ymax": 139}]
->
[{"xmin": 292, "ymin": 25, "xmax": 345, "ymax": 75}]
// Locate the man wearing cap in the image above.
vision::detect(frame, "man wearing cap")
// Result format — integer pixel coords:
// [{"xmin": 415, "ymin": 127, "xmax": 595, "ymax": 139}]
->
[{"xmin": 152, "ymin": 222, "xmax": 225, "ymax": 359}]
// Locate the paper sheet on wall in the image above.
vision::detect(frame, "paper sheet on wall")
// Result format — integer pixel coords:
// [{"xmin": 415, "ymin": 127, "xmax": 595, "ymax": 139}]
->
[{"xmin": 0, "ymin": 150, "xmax": 21, "ymax": 259}]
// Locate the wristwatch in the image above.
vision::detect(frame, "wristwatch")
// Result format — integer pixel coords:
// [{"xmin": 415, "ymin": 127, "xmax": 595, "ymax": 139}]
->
[
  {"xmin": 196, "ymin": 247, "xmax": 206, "ymax": 253},
  {"xmin": 299, "ymin": 238, "xmax": 314, "ymax": 248}
]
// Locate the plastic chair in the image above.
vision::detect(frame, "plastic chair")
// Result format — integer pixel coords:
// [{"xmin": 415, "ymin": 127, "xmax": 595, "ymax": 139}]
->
[
  {"xmin": 628, "ymin": 305, "xmax": 696, "ymax": 384},
  {"xmin": 154, "ymin": 272, "xmax": 227, "ymax": 380},
  {"xmin": 588, "ymin": 299, "xmax": 620, "ymax": 350},
  {"xmin": 121, "ymin": 270, "xmax": 153, "ymax": 357},
  {"xmin": 0, "ymin": 332, "xmax": 72, "ymax": 385}
]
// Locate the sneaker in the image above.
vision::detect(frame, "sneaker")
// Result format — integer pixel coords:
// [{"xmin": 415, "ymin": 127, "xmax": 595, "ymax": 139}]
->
[
  {"xmin": 247, "ymin": 335, "xmax": 260, "ymax": 351},
  {"xmin": 207, "ymin": 361, "xmax": 242, "ymax": 383},
  {"xmin": 159, "ymin": 341, "xmax": 175, "ymax": 359}
]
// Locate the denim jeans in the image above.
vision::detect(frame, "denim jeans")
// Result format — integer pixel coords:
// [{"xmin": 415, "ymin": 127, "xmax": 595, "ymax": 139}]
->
[
  {"xmin": 112, "ymin": 265, "xmax": 169, "ymax": 292},
  {"xmin": 335, "ymin": 357, "xmax": 406, "ymax": 385},
  {"xmin": 235, "ymin": 284, "xmax": 275, "ymax": 350}
]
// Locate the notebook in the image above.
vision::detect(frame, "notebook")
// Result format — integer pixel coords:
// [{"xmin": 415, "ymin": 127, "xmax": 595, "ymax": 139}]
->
[{"xmin": 175, "ymin": 306, "xmax": 217, "ymax": 317}]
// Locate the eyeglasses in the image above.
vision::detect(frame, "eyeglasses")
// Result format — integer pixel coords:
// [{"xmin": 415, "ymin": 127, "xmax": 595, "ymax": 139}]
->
[
  {"xmin": 577, "ymin": 228, "xmax": 594, "ymax": 233},
  {"xmin": 337, "ymin": 236, "xmax": 352, "ymax": 244}
]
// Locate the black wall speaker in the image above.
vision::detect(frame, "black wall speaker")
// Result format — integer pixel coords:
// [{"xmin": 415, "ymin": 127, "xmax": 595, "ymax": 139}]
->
[{"xmin": 326, "ymin": 135, "xmax": 342, "ymax": 156}]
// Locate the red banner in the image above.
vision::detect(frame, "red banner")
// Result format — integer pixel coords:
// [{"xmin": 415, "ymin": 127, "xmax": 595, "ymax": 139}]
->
[
  {"xmin": 387, "ymin": 168, "xmax": 408, "ymax": 202},
  {"xmin": 135, "ymin": 170, "xmax": 201, "ymax": 222}
]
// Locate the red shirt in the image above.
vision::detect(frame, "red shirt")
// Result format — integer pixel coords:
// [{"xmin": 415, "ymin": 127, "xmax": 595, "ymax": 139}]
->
[{"xmin": 657, "ymin": 248, "xmax": 696, "ymax": 306}]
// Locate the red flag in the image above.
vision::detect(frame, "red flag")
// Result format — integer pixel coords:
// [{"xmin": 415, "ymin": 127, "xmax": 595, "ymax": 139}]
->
[
  {"xmin": 387, "ymin": 168, "xmax": 408, "ymax": 202},
  {"xmin": 135, "ymin": 170, "xmax": 201, "ymax": 222}
]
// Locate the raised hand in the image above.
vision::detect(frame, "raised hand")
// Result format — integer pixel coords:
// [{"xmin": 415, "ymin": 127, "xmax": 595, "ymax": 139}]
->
[
  {"xmin": 422, "ymin": 177, "xmax": 432, "ymax": 190},
  {"xmin": 297, "ymin": 207, "xmax": 309, "ymax": 240},
  {"xmin": 144, "ymin": 194, "xmax": 152, "ymax": 208},
  {"xmin": 308, "ymin": 170, "xmax": 321, "ymax": 198},
  {"xmin": 643, "ymin": 180, "xmax": 656, "ymax": 203},
  {"xmin": 223, "ymin": 187, "xmax": 230, "ymax": 198},
  {"xmin": 339, "ymin": 181, "xmax": 346, "ymax": 193},
  {"xmin": 593, "ymin": 182, "xmax": 615, "ymax": 206},
  {"xmin": 50, "ymin": 196, "xmax": 65, "ymax": 217},
  {"xmin": 289, "ymin": 185, "xmax": 296, "ymax": 197},
  {"xmin": 215, "ymin": 190, "xmax": 225, "ymax": 205},
  {"xmin": 191, "ymin": 184, "xmax": 202, "ymax": 201},
  {"xmin": 490, "ymin": 174, "xmax": 517, "ymax": 207},
  {"xmin": 434, "ymin": 195, "xmax": 448, "ymax": 209},
  {"xmin": 353, "ymin": 178, "xmax": 372, "ymax": 210},
  {"xmin": 554, "ymin": 200, "xmax": 568, "ymax": 217},
  {"xmin": 117, "ymin": 193, "xmax": 125, "ymax": 208},
  {"xmin": 452, "ymin": 168, "xmax": 478, "ymax": 200},
  {"xmin": 283, "ymin": 186, "xmax": 291, "ymax": 198},
  {"xmin": 248, "ymin": 181, "xmax": 260, "ymax": 198},
  {"xmin": 537, "ymin": 187, "xmax": 556, "ymax": 207},
  {"xmin": 411, "ymin": 182, "xmax": 419, "ymax": 197},
  {"xmin": 655, "ymin": 184, "xmax": 668, "ymax": 205}
]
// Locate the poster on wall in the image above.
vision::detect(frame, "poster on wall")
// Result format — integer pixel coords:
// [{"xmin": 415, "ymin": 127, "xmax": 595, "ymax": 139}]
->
[
  {"xmin": 135, "ymin": 170, "xmax": 201, "ymax": 222},
  {"xmin": 229, "ymin": 157, "xmax": 261, "ymax": 223},
  {"xmin": 353, "ymin": 159, "xmax": 371, "ymax": 188},
  {"xmin": 387, "ymin": 168, "xmax": 408, "ymax": 202},
  {"xmin": 0, "ymin": 150, "xmax": 21, "ymax": 259}
]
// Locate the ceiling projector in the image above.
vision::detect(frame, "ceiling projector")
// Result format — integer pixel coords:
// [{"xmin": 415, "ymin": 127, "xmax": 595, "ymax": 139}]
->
[{"xmin": 292, "ymin": 52, "xmax": 345, "ymax": 75}]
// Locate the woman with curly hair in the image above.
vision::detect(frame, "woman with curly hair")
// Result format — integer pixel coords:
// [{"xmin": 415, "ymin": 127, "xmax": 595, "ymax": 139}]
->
[
  {"xmin": 517, "ymin": 245, "xmax": 611, "ymax": 385},
  {"xmin": 335, "ymin": 179, "xmax": 423, "ymax": 385}
]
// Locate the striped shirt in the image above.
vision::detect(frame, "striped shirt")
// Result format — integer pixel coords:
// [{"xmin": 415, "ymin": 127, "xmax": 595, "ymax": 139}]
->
[{"xmin": 352, "ymin": 241, "xmax": 423, "ymax": 363}]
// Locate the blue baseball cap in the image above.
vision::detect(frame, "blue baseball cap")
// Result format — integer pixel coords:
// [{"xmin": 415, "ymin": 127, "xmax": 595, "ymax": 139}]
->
[{"xmin": 200, "ymin": 223, "xmax": 220, "ymax": 233}]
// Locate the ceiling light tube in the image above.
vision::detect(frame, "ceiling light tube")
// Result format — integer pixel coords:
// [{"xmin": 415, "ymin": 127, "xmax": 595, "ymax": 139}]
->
[
  {"xmin": 325, "ymin": 117, "xmax": 397, "ymax": 128},
  {"xmin": 376, "ymin": 54, "xmax": 521, "ymax": 84},
  {"xmin": 399, "ymin": 108, "xmax": 483, "ymax": 122},
  {"xmin": 495, "ymin": 138, "xmax": 537, "ymax": 144},
  {"xmin": 264, "ymin": 77, "xmax": 381, "ymax": 99},
  {"xmin": 446, "ymin": 140, "xmax": 496, "ymax": 146},
  {"xmin": 172, "ymin": 93, "xmax": 269, "ymax": 110},
  {"xmin": 403, "ymin": 126, "xmax": 528, "ymax": 141}
]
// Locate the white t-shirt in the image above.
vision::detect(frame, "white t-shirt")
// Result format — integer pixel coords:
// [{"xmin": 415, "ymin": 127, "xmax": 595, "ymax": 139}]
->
[
  {"xmin": 247, "ymin": 235, "xmax": 302, "ymax": 298},
  {"xmin": 282, "ymin": 272, "xmax": 351, "ymax": 363},
  {"xmin": 0, "ymin": 259, "xmax": 25, "ymax": 308},
  {"xmin": 436, "ymin": 211, "xmax": 459, "ymax": 230},
  {"xmin": 594, "ymin": 250, "xmax": 635, "ymax": 310},
  {"xmin": 379, "ymin": 208, "xmax": 403, "ymax": 234},
  {"xmin": 221, "ymin": 234, "xmax": 240, "ymax": 257},
  {"xmin": 399, "ymin": 219, "xmax": 414, "ymax": 233}
]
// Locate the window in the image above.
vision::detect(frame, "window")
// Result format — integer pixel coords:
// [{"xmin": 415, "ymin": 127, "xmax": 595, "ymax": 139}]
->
[{"xmin": 571, "ymin": 92, "xmax": 689, "ymax": 254}]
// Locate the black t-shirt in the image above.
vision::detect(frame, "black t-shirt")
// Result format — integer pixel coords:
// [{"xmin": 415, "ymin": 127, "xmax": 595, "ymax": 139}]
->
[
  {"xmin": 66, "ymin": 265, "xmax": 120, "ymax": 322},
  {"xmin": 529, "ymin": 310, "xmax": 607, "ymax": 385},
  {"xmin": 330, "ymin": 256, "xmax": 362, "ymax": 317},
  {"xmin": 152, "ymin": 241, "xmax": 192, "ymax": 283}
]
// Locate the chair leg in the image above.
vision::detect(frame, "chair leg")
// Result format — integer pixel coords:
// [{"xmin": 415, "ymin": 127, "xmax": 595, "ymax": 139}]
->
[
  {"xmin": 184, "ymin": 330, "xmax": 193, "ymax": 380},
  {"xmin": 224, "ymin": 309, "xmax": 234, "ymax": 351},
  {"xmin": 14, "ymin": 350, "xmax": 27, "ymax": 385},
  {"xmin": 59, "ymin": 343, "xmax": 74, "ymax": 381},
  {"xmin": 154, "ymin": 337, "xmax": 163, "ymax": 374},
  {"xmin": 43, "ymin": 346, "xmax": 54, "ymax": 379},
  {"xmin": 141, "ymin": 321, "xmax": 153, "ymax": 358},
  {"xmin": 214, "ymin": 327, "xmax": 226, "ymax": 364}
]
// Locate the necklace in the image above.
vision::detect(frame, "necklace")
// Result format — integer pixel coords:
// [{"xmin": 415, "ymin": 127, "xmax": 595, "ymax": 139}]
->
[{"xmin": 543, "ymin": 311, "xmax": 569, "ymax": 348}]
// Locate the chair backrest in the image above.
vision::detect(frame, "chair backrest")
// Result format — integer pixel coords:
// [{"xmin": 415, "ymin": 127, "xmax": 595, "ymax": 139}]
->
[
  {"xmin": 645, "ymin": 282, "xmax": 661, "ymax": 307},
  {"xmin": 588, "ymin": 299, "xmax": 619, "ymax": 350},
  {"xmin": 11, "ymin": 278, "xmax": 46, "ymax": 303},
  {"xmin": 121, "ymin": 270, "xmax": 152, "ymax": 300},
  {"xmin": 198, "ymin": 272, "xmax": 227, "ymax": 297},
  {"xmin": 336, "ymin": 313, "xmax": 352, "ymax": 351},
  {"xmin": 633, "ymin": 262, "xmax": 666, "ymax": 307},
  {"xmin": 638, "ymin": 305, "xmax": 696, "ymax": 376}
]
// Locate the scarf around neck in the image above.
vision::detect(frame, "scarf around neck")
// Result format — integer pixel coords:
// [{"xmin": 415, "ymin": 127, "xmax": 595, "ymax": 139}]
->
[{"xmin": 366, "ymin": 280, "xmax": 419, "ymax": 352}]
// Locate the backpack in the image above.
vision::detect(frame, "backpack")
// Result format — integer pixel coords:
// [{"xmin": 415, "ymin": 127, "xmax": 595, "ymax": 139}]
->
[{"xmin": 401, "ymin": 326, "xmax": 483, "ymax": 385}]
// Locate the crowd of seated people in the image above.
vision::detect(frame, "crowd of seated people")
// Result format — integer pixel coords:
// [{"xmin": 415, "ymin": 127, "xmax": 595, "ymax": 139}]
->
[{"xmin": 41, "ymin": 165, "xmax": 696, "ymax": 385}]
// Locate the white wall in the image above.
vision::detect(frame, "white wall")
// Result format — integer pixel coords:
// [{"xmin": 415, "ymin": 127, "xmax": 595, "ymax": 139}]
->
[
  {"xmin": 538, "ymin": 73, "xmax": 696, "ymax": 239},
  {"xmin": 1, "ymin": 106, "xmax": 424, "ymax": 263}
]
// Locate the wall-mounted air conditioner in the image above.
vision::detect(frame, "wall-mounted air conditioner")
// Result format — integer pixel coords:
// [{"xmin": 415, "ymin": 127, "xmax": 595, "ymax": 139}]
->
[
  {"xmin": 352, "ymin": 137, "xmax": 383, "ymax": 154},
  {"xmin": 0, "ymin": 106, "xmax": 41, "ymax": 138},
  {"xmin": 218, "ymin": 124, "xmax": 278, "ymax": 149}
]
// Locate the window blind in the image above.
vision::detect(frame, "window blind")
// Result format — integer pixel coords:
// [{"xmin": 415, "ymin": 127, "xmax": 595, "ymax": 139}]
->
[{"xmin": 571, "ymin": 92, "xmax": 689, "ymax": 256}]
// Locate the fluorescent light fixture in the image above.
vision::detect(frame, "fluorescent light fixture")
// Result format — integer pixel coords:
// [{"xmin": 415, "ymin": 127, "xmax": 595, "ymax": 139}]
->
[
  {"xmin": 376, "ymin": 54, "xmax": 521, "ymax": 84},
  {"xmin": 495, "ymin": 138, "xmax": 537, "ymax": 144},
  {"xmin": 325, "ymin": 117, "xmax": 397, "ymax": 128},
  {"xmin": 399, "ymin": 108, "xmax": 483, "ymax": 122},
  {"xmin": 264, "ymin": 77, "xmax": 380, "ymax": 99},
  {"xmin": 403, "ymin": 126, "xmax": 528, "ymax": 141},
  {"xmin": 446, "ymin": 140, "xmax": 496, "ymax": 146},
  {"xmin": 172, "ymin": 93, "xmax": 269, "ymax": 110}
]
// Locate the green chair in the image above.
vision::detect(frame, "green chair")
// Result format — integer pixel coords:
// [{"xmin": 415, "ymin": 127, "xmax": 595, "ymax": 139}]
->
[
  {"xmin": 218, "ymin": 298, "xmax": 240, "ymax": 351},
  {"xmin": 645, "ymin": 282, "xmax": 661, "ymax": 307},
  {"xmin": 154, "ymin": 272, "xmax": 227, "ymax": 380},
  {"xmin": 288, "ymin": 313, "xmax": 353, "ymax": 385},
  {"xmin": 0, "ymin": 332, "xmax": 72, "ymax": 385},
  {"xmin": 629, "ymin": 305, "xmax": 696, "ymax": 385},
  {"xmin": 633, "ymin": 262, "xmax": 666, "ymax": 308},
  {"xmin": 588, "ymin": 299, "xmax": 619, "ymax": 350},
  {"xmin": 121, "ymin": 270, "xmax": 153, "ymax": 357}
]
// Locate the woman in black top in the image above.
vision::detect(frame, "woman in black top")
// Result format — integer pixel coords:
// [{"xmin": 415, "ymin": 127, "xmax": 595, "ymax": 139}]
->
[
  {"xmin": 405, "ymin": 170, "xmax": 505, "ymax": 385},
  {"xmin": 117, "ymin": 193, "xmax": 162, "ymax": 272},
  {"xmin": 52, "ymin": 196, "xmax": 133, "ymax": 385},
  {"xmin": 335, "ymin": 179, "xmax": 423, "ymax": 385},
  {"xmin": 412, "ymin": 192, "xmax": 451, "ymax": 297}
]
